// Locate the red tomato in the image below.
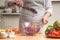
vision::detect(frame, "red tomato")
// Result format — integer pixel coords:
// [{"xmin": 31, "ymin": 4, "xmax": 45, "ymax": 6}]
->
[
  {"xmin": 57, "ymin": 31, "xmax": 60, "ymax": 36},
  {"xmin": 50, "ymin": 30, "xmax": 59, "ymax": 36},
  {"xmin": 12, "ymin": 28, "xmax": 19, "ymax": 35},
  {"xmin": 50, "ymin": 32, "xmax": 56, "ymax": 36}
]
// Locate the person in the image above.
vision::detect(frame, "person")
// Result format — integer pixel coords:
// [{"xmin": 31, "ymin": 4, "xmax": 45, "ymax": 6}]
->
[
  {"xmin": 17, "ymin": 0, "xmax": 53, "ymax": 34},
  {"xmin": 5, "ymin": 0, "xmax": 53, "ymax": 34}
]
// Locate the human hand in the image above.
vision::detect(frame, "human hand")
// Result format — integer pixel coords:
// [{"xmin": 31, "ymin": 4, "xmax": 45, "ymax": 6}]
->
[
  {"xmin": 42, "ymin": 12, "xmax": 51, "ymax": 25},
  {"xmin": 16, "ymin": 0, "xmax": 23, "ymax": 7},
  {"xmin": 42, "ymin": 15, "xmax": 48, "ymax": 25}
]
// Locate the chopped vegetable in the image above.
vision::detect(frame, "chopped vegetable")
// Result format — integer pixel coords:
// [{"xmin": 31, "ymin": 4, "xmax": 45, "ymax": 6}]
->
[{"xmin": 24, "ymin": 24, "xmax": 40, "ymax": 35}]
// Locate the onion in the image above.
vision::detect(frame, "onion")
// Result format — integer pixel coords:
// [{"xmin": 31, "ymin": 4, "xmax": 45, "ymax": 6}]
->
[{"xmin": 24, "ymin": 26, "xmax": 40, "ymax": 35}]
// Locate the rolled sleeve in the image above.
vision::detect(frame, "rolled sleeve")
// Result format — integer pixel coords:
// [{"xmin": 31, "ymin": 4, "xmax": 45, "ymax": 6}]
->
[{"xmin": 45, "ymin": 0, "xmax": 53, "ymax": 15}]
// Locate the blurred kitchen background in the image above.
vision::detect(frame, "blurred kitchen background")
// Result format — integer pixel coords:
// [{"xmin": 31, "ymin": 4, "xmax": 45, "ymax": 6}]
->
[{"xmin": 0, "ymin": 0, "xmax": 60, "ymax": 32}]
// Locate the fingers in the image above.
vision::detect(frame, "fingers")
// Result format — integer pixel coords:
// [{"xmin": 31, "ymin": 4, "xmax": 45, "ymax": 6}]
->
[
  {"xmin": 42, "ymin": 17, "xmax": 48, "ymax": 25},
  {"xmin": 16, "ymin": 0, "xmax": 23, "ymax": 7}
]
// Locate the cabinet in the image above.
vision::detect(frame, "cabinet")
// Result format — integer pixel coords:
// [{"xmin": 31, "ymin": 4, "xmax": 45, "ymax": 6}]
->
[{"xmin": 0, "ymin": 13, "xmax": 21, "ymax": 29}]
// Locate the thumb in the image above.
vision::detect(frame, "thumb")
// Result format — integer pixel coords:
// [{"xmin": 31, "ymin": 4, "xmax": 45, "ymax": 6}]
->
[{"xmin": 42, "ymin": 18, "xmax": 48, "ymax": 24}]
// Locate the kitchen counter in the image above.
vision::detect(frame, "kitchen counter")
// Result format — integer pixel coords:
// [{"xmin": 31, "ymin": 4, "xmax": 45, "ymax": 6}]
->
[{"xmin": 0, "ymin": 34, "xmax": 60, "ymax": 40}]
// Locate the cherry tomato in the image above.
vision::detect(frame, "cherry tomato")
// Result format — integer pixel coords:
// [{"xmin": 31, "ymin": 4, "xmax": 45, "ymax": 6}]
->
[
  {"xmin": 57, "ymin": 31, "xmax": 60, "ymax": 36},
  {"xmin": 50, "ymin": 30, "xmax": 59, "ymax": 36},
  {"xmin": 12, "ymin": 28, "xmax": 19, "ymax": 35}
]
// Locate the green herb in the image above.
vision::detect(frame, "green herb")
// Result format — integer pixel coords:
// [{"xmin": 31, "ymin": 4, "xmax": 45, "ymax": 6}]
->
[{"xmin": 0, "ymin": 6, "xmax": 6, "ymax": 9}]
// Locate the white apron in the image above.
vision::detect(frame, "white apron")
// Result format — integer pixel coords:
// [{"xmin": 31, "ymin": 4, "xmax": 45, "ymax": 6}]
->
[{"xmin": 19, "ymin": 0, "xmax": 45, "ymax": 34}]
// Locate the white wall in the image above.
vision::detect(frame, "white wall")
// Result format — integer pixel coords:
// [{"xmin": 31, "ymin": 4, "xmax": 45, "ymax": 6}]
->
[
  {"xmin": 0, "ymin": 0, "xmax": 5, "ymax": 6},
  {"xmin": 48, "ymin": 2, "xmax": 60, "ymax": 25}
]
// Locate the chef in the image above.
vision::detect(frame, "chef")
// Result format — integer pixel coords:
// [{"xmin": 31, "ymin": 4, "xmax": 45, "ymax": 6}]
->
[
  {"xmin": 18, "ymin": 0, "xmax": 53, "ymax": 34},
  {"xmin": 5, "ymin": 0, "xmax": 53, "ymax": 34}
]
